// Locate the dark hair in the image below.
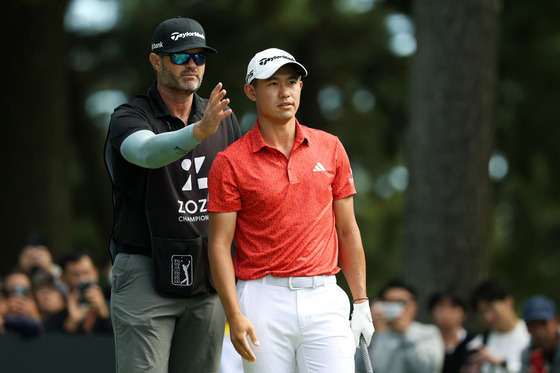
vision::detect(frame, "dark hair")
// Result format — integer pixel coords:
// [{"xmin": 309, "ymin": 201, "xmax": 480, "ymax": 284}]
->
[
  {"xmin": 471, "ymin": 278, "xmax": 512, "ymax": 308},
  {"xmin": 30, "ymin": 268, "xmax": 55, "ymax": 287},
  {"xmin": 57, "ymin": 249, "xmax": 93, "ymax": 271},
  {"xmin": 378, "ymin": 279, "xmax": 417, "ymax": 300},
  {"xmin": 3, "ymin": 268, "xmax": 32, "ymax": 293},
  {"xmin": 428, "ymin": 290, "xmax": 468, "ymax": 312}
]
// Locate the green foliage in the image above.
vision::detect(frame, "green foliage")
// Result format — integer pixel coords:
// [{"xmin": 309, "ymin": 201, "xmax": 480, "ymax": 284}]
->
[
  {"xmin": 493, "ymin": 0, "xmax": 560, "ymax": 306},
  {"xmin": 4, "ymin": 0, "xmax": 559, "ymax": 310},
  {"xmin": 58, "ymin": 0, "xmax": 412, "ymax": 291}
]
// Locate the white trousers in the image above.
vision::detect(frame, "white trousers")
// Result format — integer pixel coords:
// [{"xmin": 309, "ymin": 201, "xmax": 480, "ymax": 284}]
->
[{"xmin": 237, "ymin": 275, "xmax": 355, "ymax": 373}]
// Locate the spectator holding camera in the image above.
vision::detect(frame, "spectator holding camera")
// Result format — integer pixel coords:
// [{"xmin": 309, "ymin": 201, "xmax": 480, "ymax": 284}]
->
[
  {"xmin": 31, "ymin": 269, "xmax": 66, "ymax": 321},
  {"xmin": 2, "ymin": 269, "xmax": 43, "ymax": 337},
  {"xmin": 520, "ymin": 295, "xmax": 560, "ymax": 373},
  {"xmin": 355, "ymin": 279, "xmax": 444, "ymax": 373},
  {"xmin": 44, "ymin": 250, "xmax": 112, "ymax": 334},
  {"xmin": 462, "ymin": 278, "xmax": 530, "ymax": 373},
  {"xmin": 18, "ymin": 234, "xmax": 62, "ymax": 280},
  {"xmin": 429, "ymin": 290, "xmax": 476, "ymax": 373}
]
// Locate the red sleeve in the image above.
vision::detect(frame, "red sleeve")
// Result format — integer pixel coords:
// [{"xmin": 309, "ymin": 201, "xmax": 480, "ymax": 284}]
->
[
  {"xmin": 207, "ymin": 152, "xmax": 242, "ymax": 212},
  {"xmin": 332, "ymin": 139, "xmax": 356, "ymax": 200}
]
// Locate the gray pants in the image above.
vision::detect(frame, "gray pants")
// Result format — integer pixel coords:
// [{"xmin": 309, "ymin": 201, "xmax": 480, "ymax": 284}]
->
[{"xmin": 110, "ymin": 253, "xmax": 226, "ymax": 373}]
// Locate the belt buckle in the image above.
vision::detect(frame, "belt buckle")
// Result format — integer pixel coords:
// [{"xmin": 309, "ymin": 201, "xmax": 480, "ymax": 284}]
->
[
  {"xmin": 312, "ymin": 276, "xmax": 321, "ymax": 288},
  {"xmin": 288, "ymin": 277, "xmax": 303, "ymax": 290}
]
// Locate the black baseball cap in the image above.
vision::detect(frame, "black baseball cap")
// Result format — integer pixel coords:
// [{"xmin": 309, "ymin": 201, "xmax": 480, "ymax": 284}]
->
[{"xmin": 151, "ymin": 17, "xmax": 217, "ymax": 54}]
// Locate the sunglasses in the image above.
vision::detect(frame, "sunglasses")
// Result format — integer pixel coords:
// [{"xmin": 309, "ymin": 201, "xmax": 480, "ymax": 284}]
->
[
  {"xmin": 10, "ymin": 285, "xmax": 30, "ymax": 297},
  {"xmin": 163, "ymin": 52, "xmax": 208, "ymax": 66}
]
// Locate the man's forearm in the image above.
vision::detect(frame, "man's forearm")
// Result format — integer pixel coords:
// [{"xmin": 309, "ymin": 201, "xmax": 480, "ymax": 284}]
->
[
  {"xmin": 334, "ymin": 196, "xmax": 368, "ymax": 302},
  {"xmin": 120, "ymin": 126, "xmax": 200, "ymax": 169},
  {"xmin": 339, "ymin": 231, "xmax": 368, "ymax": 302},
  {"xmin": 208, "ymin": 211, "xmax": 242, "ymax": 321},
  {"xmin": 208, "ymin": 243, "xmax": 242, "ymax": 321}
]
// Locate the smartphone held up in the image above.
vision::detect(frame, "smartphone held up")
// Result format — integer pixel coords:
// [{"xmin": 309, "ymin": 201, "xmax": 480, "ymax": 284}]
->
[{"xmin": 373, "ymin": 301, "xmax": 405, "ymax": 321}]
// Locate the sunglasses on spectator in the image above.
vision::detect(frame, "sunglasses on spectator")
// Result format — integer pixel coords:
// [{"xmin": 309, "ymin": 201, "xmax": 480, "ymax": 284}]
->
[
  {"xmin": 162, "ymin": 52, "xmax": 207, "ymax": 66},
  {"xmin": 9, "ymin": 285, "xmax": 30, "ymax": 297}
]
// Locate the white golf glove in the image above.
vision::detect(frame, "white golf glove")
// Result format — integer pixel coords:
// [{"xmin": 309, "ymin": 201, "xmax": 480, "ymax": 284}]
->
[{"xmin": 350, "ymin": 301, "xmax": 375, "ymax": 348}]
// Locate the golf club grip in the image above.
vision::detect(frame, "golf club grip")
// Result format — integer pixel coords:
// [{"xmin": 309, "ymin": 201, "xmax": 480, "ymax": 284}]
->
[{"xmin": 359, "ymin": 334, "xmax": 374, "ymax": 373}]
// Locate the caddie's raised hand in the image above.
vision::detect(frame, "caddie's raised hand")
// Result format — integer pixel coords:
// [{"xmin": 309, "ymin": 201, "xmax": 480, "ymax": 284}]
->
[
  {"xmin": 193, "ymin": 82, "xmax": 233, "ymax": 141},
  {"xmin": 351, "ymin": 301, "xmax": 375, "ymax": 348}
]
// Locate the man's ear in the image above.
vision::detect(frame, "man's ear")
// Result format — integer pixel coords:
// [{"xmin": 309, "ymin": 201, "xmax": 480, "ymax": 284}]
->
[
  {"xmin": 149, "ymin": 53, "xmax": 163, "ymax": 72},
  {"xmin": 244, "ymin": 83, "xmax": 257, "ymax": 102}
]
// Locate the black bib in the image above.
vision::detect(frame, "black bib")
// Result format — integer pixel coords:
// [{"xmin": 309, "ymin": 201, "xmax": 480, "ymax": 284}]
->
[{"xmin": 131, "ymin": 96, "xmax": 238, "ymax": 297}]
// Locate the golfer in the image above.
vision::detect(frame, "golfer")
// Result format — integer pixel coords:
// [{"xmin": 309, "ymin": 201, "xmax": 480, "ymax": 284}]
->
[{"xmin": 208, "ymin": 48, "xmax": 374, "ymax": 372}]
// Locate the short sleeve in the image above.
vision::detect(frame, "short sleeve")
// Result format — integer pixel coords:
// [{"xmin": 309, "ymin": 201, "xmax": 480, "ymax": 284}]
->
[
  {"xmin": 332, "ymin": 139, "xmax": 356, "ymax": 200},
  {"xmin": 207, "ymin": 152, "xmax": 242, "ymax": 212},
  {"xmin": 108, "ymin": 105, "xmax": 152, "ymax": 151}
]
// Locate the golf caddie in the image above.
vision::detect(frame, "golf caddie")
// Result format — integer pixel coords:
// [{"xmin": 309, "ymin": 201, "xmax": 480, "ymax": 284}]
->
[{"xmin": 104, "ymin": 17, "xmax": 241, "ymax": 373}]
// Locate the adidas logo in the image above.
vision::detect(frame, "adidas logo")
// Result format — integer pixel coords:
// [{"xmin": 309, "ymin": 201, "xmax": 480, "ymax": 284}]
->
[{"xmin": 313, "ymin": 162, "xmax": 326, "ymax": 172}]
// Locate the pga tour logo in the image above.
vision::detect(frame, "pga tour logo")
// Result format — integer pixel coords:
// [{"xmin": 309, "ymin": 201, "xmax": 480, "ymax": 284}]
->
[{"xmin": 172, "ymin": 255, "xmax": 193, "ymax": 286}]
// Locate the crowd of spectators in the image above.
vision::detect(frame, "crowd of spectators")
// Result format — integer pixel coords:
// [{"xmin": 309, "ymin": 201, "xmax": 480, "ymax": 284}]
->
[
  {"xmin": 0, "ymin": 235, "xmax": 112, "ymax": 338},
  {"xmin": 2, "ymin": 236, "xmax": 558, "ymax": 373},
  {"xmin": 0, "ymin": 235, "xmax": 246, "ymax": 372},
  {"xmin": 356, "ymin": 278, "xmax": 559, "ymax": 373}
]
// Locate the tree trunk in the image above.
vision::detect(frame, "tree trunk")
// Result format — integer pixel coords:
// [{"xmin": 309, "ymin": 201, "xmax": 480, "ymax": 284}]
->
[
  {"xmin": 1, "ymin": 0, "xmax": 72, "ymax": 271},
  {"xmin": 403, "ymin": 0, "xmax": 501, "ymax": 322}
]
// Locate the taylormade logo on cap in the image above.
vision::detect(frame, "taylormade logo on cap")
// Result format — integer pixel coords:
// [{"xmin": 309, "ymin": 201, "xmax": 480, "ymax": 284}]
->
[
  {"xmin": 258, "ymin": 54, "xmax": 296, "ymax": 66},
  {"xmin": 151, "ymin": 17, "xmax": 217, "ymax": 54},
  {"xmin": 170, "ymin": 31, "xmax": 205, "ymax": 41},
  {"xmin": 245, "ymin": 48, "xmax": 308, "ymax": 84}
]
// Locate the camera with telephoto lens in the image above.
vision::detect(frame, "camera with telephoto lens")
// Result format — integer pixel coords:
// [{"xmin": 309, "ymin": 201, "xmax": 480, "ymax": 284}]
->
[{"xmin": 78, "ymin": 281, "xmax": 96, "ymax": 304}]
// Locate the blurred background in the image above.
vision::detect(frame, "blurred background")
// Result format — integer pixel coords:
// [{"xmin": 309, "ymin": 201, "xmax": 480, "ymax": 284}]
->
[{"xmin": 2, "ymin": 0, "xmax": 559, "ymax": 323}]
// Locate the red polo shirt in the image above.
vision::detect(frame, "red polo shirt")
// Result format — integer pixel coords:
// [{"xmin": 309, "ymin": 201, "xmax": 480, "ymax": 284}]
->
[{"xmin": 208, "ymin": 120, "xmax": 356, "ymax": 280}]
